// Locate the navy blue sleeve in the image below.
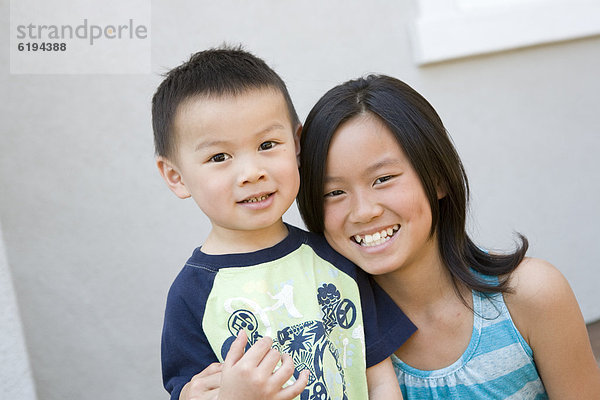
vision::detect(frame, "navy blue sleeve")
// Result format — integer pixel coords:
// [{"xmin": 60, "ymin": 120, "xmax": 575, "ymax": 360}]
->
[
  {"xmin": 161, "ymin": 266, "xmax": 219, "ymax": 400},
  {"xmin": 357, "ymin": 270, "xmax": 417, "ymax": 367}
]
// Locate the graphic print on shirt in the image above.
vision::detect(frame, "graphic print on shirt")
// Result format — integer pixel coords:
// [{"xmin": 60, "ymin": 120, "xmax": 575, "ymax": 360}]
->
[{"xmin": 220, "ymin": 283, "xmax": 357, "ymax": 400}]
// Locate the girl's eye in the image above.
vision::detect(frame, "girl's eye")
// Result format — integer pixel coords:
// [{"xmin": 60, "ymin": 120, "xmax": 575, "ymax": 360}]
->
[
  {"xmin": 324, "ymin": 190, "xmax": 345, "ymax": 198},
  {"xmin": 374, "ymin": 175, "xmax": 393, "ymax": 185},
  {"xmin": 259, "ymin": 141, "xmax": 277, "ymax": 150},
  {"xmin": 209, "ymin": 153, "xmax": 230, "ymax": 163}
]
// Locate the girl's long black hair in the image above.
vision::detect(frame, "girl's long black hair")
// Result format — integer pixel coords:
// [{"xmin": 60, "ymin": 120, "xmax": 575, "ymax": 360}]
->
[{"xmin": 297, "ymin": 75, "xmax": 527, "ymax": 296}]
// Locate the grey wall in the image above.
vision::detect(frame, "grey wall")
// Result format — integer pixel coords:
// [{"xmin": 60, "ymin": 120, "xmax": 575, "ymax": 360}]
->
[{"xmin": 1, "ymin": 1, "xmax": 599, "ymax": 399}]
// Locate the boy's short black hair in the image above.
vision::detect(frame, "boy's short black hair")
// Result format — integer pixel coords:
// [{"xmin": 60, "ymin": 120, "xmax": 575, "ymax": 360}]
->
[{"xmin": 152, "ymin": 45, "xmax": 300, "ymax": 159}]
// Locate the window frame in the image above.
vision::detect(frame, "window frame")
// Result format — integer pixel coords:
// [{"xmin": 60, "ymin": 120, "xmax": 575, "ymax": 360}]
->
[{"xmin": 410, "ymin": 0, "xmax": 600, "ymax": 65}]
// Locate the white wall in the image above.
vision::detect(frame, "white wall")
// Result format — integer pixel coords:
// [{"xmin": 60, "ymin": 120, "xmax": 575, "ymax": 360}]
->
[
  {"xmin": 1, "ymin": 1, "xmax": 599, "ymax": 399},
  {"xmin": 0, "ymin": 223, "xmax": 37, "ymax": 399}
]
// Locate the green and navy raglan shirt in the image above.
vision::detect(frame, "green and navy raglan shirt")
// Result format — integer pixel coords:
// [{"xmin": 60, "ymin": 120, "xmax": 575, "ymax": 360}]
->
[{"xmin": 161, "ymin": 224, "xmax": 416, "ymax": 400}]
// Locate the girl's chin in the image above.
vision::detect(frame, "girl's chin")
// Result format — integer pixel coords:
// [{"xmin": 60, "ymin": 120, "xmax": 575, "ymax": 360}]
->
[{"xmin": 357, "ymin": 261, "xmax": 398, "ymax": 276}]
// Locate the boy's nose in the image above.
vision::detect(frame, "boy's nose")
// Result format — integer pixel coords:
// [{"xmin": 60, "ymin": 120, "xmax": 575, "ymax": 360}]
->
[{"xmin": 237, "ymin": 158, "xmax": 266, "ymax": 186}]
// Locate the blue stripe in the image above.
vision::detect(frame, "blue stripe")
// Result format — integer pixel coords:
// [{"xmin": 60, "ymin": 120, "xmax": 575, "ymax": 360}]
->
[
  {"xmin": 473, "ymin": 319, "xmax": 520, "ymax": 356},
  {"xmin": 401, "ymin": 364, "xmax": 547, "ymax": 399},
  {"xmin": 396, "ymin": 287, "xmax": 547, "ymax": 399}
]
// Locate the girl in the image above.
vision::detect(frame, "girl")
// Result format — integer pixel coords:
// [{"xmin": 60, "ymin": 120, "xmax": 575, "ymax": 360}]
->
[{"xmin": 297, "ymin": 75, "xmax": 600, "ymax": 399}]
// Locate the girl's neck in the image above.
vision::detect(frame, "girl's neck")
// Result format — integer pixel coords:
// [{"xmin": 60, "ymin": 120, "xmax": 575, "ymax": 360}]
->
[{"xmin": 373, "ymin": 247, "xmax": 459, "ymax": 311}]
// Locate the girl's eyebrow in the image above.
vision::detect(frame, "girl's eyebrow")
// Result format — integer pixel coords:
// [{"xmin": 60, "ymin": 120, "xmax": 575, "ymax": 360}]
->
[
  {"xmin": 324, "ymin": 175, "xmax": 344, "ymax": 184},
  {"xmin": 325, "ymin": 157, "xmax": 401, "ymax": 183},
  {"xmin": 363, "ymin": 158, "xmax": 401, "ymax": 175}
]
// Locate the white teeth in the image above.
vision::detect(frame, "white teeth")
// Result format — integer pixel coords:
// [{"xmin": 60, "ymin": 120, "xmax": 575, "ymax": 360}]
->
[
  {"xmin": 352, "ymin": 225, "xmax": 400, "ymax": 247},
  {"xmin": 244, "ymin": 194, "xmax": 269, "ymax": 203}
]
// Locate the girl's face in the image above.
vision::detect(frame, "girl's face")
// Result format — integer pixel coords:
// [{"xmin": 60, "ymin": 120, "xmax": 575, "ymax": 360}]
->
[{"xmin": 322, "ymin": 114, "xmax": 439, "ymax": 276}]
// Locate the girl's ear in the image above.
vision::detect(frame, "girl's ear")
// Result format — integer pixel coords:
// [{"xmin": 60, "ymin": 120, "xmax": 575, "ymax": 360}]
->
[
  {"xmin": 436, "ymin": 179, "xmax": 447, "ymax": 200},
  {"xmin": 156, "ymin": 157, "xmax": 191, "ymax": 199},
  {"xmin": 294, "ymin": 124, "xmax": 302, "ymax": 166}
]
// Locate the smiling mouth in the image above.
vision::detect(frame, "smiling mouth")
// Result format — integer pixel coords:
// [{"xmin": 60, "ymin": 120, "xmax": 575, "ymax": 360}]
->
[
  {"xmin": 240, "ymin": 193, "xmax": 272, "ymax": 203},
  {"xmin": 352, "ymin": 225, "xmax": 399, "ymax": 247}
]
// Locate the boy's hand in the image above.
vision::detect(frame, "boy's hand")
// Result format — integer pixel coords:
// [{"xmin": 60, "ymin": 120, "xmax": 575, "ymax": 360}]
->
[
  {"xmin": 218, "ymin": 330, "xmax": 309, "ymax": 400},
  {"xmin": 179, "ymin": 362, "xmax": 223, "ymax": 400},
  {"xmin": 179, "ymin": 331, "xmax": 309, "ymax": 400}
]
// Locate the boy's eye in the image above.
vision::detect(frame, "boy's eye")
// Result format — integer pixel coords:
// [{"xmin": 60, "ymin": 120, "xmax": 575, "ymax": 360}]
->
[
  {"xmin": 209, "ymin": 153, "xmax": 230, "ymax": 163},
  {"xmin": 259, "ymin": 141, "xmax": 277, "ymax": 150},
  {"xmin": 324, "ymin": 190, "xmax": 345, "ymax": 198},
  {"xmin": 374, "ymin": 175, "xmax": 393, "ymax": 185}
]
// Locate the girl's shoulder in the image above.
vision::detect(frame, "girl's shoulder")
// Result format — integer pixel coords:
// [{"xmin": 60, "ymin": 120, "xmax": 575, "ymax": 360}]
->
[
  {"xmin": 502, "ymin": 257, "xmax": 575, "ymax": 343},
  {"xmin": 504, "ymin": 257, "xmax": 568, "ymax": 303},
  {"xmin": 501, "ymin": 261, "xmax": 600, "ymax": 398}
]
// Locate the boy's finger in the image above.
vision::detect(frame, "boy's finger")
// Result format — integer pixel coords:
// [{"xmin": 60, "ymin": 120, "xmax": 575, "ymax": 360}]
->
[
  {"xmin": 223, "ymin": 330, "xmax": 247, "ymax": 368},
  {"xmin": 257, "ymin": 347, "xmax": 282, "ymax": 375},
  {"xmin": 271, "ymin": 352, "xmax": 295, "ymax": 387},
  {"xmin": 238, "ymin": 335, "xmax": 273, "ymax": 367},
  {"xmin": 276, "ymin": 369, "xmax": 309, "ymax": 400},
  {"xmin": 192, "ymin": 387, "xmax": 219, "ymax": 400},
  {"xmin": 189, "ymin": 370, "xmax": 222, "ymax": 392},
  {"xmin": 196, "ymin": 362, "xmax": 223, "ymax": 378}
]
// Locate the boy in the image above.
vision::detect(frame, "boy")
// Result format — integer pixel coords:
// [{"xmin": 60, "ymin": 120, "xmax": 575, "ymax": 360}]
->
[{"xmin": 153, "ymin": 46, "xmax": 415, "ymax": 400}]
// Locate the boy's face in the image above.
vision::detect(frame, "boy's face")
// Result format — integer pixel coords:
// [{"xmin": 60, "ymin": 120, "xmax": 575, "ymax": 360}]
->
[{"xmin": 159, "ymin": 88, "xmax": 300, "ymax": 248}]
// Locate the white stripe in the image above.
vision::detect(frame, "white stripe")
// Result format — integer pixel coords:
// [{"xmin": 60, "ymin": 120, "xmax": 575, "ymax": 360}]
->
[
  {"xmin": 504, "ymin": 379, "xmax": 546, "ymax": 400},
  {"xmin": 397, "ymin": 343, "xmax": 531, "ymax": 389}
]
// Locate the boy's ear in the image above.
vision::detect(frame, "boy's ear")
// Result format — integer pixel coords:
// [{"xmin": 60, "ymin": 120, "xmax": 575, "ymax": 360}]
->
[
  {"xmin": 294, "ymin": 124, "xmax": 302, "ymax": 166},
  {"xmin": 156, "ymin": 157, "xmax": 191, "ymax": 199}
]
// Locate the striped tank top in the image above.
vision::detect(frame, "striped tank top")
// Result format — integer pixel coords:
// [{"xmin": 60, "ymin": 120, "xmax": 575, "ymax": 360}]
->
[{"xmin": 391, "ymin": 287, "xmax": 548, "ymax": 399}]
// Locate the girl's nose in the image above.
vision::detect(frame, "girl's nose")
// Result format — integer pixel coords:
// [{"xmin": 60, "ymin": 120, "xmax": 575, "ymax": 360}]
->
[{"xmin": 349, "ymin": 190, "xmax": 383, "ymax": 223}]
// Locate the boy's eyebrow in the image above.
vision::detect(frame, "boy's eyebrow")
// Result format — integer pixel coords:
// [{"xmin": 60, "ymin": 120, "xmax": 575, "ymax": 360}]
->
[
  {"xmin": 194, "ymin": 123, "xmax": 287, "ymax": 152},
  {"xmin": 195, "ymin": 139, "xmax": 228, "ymax": 152},
  {"xmin": 257, "ymin": 123, "xmax": 286, "ymax": 135}
]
